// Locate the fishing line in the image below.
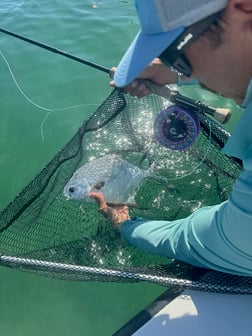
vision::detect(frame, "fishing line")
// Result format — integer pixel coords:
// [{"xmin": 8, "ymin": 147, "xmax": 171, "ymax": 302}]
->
[
  {"xmin": 0, "ymin": 26, "xmax": 112, "ymax": 142},
  {"xmin": 0, "ymin": 49, "xmax": 99, "ymax": 141}
]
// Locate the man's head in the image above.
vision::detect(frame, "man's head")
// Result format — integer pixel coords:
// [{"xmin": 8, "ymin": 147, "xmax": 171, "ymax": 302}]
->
[
  {"xmin": 114, "ymin": 0, "xmax": 228, "ymax": 87},
  {"xmin": 114, "ymin": 0, "xmax": 252, "ymax": 104}
]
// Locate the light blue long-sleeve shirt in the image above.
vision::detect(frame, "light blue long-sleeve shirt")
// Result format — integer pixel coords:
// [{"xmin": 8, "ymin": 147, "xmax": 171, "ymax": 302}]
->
[{"xmin": 119, "ymin": 80, "xmax": 252, "ymax": 277}]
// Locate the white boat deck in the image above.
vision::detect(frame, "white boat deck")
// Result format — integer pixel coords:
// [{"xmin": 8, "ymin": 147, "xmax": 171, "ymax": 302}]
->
[
  {"xmin": 114, "ymin": 289, "xmax": 252, "ymax": 336},
  {"xmin": 133, "ymin": 289, "xmax": 252, "ymax": 336}
]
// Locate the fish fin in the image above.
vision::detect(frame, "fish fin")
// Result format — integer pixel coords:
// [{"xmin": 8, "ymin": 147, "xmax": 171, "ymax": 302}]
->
[{"xmin": 93, "ymin": 180, "xmax": 105, "ymax": 190}]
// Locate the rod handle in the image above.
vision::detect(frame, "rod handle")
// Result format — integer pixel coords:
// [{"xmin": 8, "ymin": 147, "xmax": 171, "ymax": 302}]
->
[
  {"xmin": 109, "ymin": 68, "xmax": 232, "ymax": 124},
  {"xmin": 212, "ymin": 108, "xmax": 232, "ymax": 124}
]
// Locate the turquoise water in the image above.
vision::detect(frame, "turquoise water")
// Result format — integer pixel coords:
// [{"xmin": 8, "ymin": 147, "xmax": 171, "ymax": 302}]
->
[
  {"xmin": 0, "ymin": 1, "xmax": 244, "ymax": 335},
  {"xmin": 0, "ymin": 1, "xmax": 165, "ymax": 335}
]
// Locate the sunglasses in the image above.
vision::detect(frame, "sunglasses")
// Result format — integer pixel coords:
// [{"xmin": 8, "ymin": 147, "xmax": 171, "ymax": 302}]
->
[{"xmin": 159, "ymin": 12, "xmax": 221, "ymax": 77}]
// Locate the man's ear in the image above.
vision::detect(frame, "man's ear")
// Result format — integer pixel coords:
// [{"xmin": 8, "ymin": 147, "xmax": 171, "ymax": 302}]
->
[
  {"xmin": 228, "ymin": 0, "xmax": 252, "ymax": 14},
  {"xmin": 227, "ymin": 0, "xmax": 252, "ymax": 30}
]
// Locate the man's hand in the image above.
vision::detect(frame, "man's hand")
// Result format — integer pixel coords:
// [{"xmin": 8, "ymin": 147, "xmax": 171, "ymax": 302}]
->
[
  {"xmin": 109, "ymin": 58, "xmax": 178, "ymax": 98},
  {"xmin": 89, "ymin": 191, "xmax": 131, "ymax": 226}
]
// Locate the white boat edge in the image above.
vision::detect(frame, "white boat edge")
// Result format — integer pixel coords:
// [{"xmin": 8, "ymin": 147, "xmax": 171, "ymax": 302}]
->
[{"xmin": 113, "ymin": 288, "xmax": 252, "ymax": 336}]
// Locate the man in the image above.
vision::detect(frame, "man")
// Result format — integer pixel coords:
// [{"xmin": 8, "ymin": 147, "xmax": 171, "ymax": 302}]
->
[{"xmin": 90, "ymin": 0, "xmax": 252, "ymax": 276}]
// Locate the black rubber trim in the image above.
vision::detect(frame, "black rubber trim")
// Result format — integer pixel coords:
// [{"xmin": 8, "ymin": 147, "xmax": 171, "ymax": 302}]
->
[{"xmin": 112, "ymin": 286, "xmax": 184, "ymax": 336}]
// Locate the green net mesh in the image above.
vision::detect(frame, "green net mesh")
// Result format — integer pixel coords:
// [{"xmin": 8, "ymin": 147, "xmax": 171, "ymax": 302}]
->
[{"xmin": 0, "ymin": 88, "xmax": 251, "ymax": 294}]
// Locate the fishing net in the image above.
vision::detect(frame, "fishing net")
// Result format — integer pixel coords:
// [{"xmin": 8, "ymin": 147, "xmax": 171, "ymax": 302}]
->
[{"xmin": 0, "ymin": 88, "xmax": 251, "ymax": 294}]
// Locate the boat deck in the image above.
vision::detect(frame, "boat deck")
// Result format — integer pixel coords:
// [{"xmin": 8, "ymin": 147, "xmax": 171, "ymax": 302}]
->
[{"xmin": 114, "ymin": 289, "xmax": 252, "ymax": 336}]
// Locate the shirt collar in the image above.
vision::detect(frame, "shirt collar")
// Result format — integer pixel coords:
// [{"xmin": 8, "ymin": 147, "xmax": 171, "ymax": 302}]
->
[{"xmin": 241, "ymin": 78, "xmax": 252, "ymax": 108}]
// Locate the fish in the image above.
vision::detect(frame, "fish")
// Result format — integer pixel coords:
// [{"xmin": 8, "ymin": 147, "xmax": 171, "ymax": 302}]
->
[{"xmin": 63, "ymin": 154, "xmax": 151, "ymax": 205}]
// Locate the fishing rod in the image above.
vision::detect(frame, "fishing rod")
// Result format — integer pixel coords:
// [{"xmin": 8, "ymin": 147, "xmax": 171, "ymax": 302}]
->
[
  {"xmin": 0, "ymin": 26, "xmax": 231, "ymax": 132},
  {"xmin": 0, "ymin": 27, "xmax": 110, "ymax": 74}
]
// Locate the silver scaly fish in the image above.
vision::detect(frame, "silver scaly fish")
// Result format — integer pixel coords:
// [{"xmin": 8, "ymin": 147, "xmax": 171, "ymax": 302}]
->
[{"xmin": 63, "ymin": 154, "xmax": 151, "ymax": 205}]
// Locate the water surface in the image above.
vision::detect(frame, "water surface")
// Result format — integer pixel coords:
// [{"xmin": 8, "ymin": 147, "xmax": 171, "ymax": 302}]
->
[{"xmin": 0, "ymin": 1, "xmax": 243, "ymax": 335}]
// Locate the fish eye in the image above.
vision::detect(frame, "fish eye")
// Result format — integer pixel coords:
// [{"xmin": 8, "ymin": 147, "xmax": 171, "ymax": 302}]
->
[{"xmin": 68, "ymin": 186, "xmax": 75, "ymax": 193}]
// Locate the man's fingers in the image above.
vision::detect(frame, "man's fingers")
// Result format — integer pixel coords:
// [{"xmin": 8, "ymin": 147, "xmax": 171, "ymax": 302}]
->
[
  {"xmin": 109, "ymin": 67, "xmax": 117, "ymax": 79},
  {"xmin": 89, "ymin": 191, "xmax": 131, "ymax": 225},
  {"xmin": 110, "ymin": 79, "xmax": 150, "ymax": 97},
  {"xmin": 109, "ymin": 66, "xmax": 150, "ymax": 98},
  {"xmin": 124, "ymin": 81, "xmax": 150, "ymax": 97},
  {"xmin": 88, "ymin": 191, "xmax": 108, "ymax": 212}
]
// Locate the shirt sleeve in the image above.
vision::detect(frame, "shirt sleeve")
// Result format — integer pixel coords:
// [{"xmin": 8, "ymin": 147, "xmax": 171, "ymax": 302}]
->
[
  {"xmin": 222, "ymin": 102, "xmax": 252, "ymax": 160},
  {"xmin": 119, "ymin": 144, "xmax": 252, "ymax": 276}
]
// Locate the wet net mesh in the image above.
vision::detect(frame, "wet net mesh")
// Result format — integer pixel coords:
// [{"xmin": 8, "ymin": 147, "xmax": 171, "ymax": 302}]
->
[{"xmin": 0, "ymin": 88, "xmax": 251, "ymax": 294}]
